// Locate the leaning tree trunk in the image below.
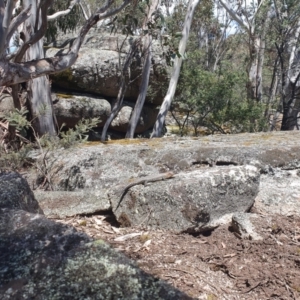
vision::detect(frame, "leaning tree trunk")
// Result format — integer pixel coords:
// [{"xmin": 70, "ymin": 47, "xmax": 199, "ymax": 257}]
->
[
  {"xmin": 151, "ymin": 0, "xmax": 201, "ymax": 138},
  {"xmin": 125, "ymin": 0, "xmax": 160, "ymax": 138},
  {"xmin": 22, "ymin": 0, "xmax": 56, "ymax": 136},
  {"xmin": 125, "ymin": 34, "xmax": 152, "ymax": 138},
  {"xmin": 101, "ymin": 38, "xmax": 140, "ymax": 141}
]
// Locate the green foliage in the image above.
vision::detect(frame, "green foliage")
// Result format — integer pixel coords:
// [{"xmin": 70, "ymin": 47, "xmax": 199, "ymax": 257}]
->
[
  {"xmin": 59, "ymin": 118, "xmax": 100, "ymax": 148},
  {"xmin": 3, "ymin": 107, "xmax": 31, "ymax": 132},
  {"xmin": 109, "ymin": 0, "xmax": 165, "ymax": 36},
  {"xmin": 173, "ymin": 50, "xmax": 267, "ymax": 135},
  {"xmin": 0, "ymin": 146, "xmax": 33, "ymax": 171},
  {"xmin": 225, "ymin": 100, "xmax": 267, "ymax": 133}
]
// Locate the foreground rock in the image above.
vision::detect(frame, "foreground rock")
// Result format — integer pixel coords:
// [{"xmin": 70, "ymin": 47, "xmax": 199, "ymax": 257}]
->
[
  {"xmin": 34, "ymin": 189, "xmax": 111, "ymax": 218},
  {"xmin": 231, "ymin": 213, "xmax": 263, "ymax": 241},
  {"xmin": 0, "ymin": 172, "xmax": 193, "ymax": 300},
  {"xmin": 110, "ymin": 166, "xmax": 259, "ymax": 232}
]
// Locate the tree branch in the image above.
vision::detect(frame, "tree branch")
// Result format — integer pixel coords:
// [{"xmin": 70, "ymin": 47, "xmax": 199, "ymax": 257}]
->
[
  {"xmin": 218, "ymin": 0, "xmax": 250, "ymax": 33},
  {"xmin": 0, "ymin": 0, "xmax": 132, "ymax": 86},
  {"xmin": 251, "ymin": 0, "xmax": 266, "ymax": 27},
  {"xmin": 79, "ymin": 0, "xmax": 91, "ymax": 20},
  {"xmin": 47, "ymin": 0, "xmax": 80, "ymax": 21},
  {"xmin": 14, "ymin": 0, "xmax": 54, "ymax": 62},
  {"xmin": 69, "ymin": 0, "xmax": 131, "ymax": 55}
]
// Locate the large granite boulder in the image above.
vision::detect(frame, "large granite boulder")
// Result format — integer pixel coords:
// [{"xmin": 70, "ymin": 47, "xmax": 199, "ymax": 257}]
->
[
  {"xmin": 53, "ymin": 93, "xmax": 158, "ymax": 134},
  {"xmin": 47, "ymin": 32, "xmax": 169, "ymax": 105},
  {"xmin": 0, "ymin": 172, "xmax": 193, "ymax": 300},
  {"xmin": 254, "ymin": 169, "xmax": 300, "ymax": 216}
]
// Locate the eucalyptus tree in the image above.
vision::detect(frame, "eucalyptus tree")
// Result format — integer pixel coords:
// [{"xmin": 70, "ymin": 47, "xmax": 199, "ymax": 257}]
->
[
  {"xmin": 0, "ymin": 0, "xmax": 132, "ymax": 136},
  {"xmin": 218, "ymin": 0, "xmax": 271, "ymax": 103}
]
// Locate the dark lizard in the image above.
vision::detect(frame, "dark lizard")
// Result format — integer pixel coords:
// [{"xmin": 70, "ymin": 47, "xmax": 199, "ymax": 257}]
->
[{"xmin": 115, "ymin": 171, "xmax": 175, "ymax": 210}]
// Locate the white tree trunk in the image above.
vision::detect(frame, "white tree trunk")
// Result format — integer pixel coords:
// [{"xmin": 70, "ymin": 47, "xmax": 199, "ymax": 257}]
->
[
  {"xmin": 247, "ymin": 35, "xmax": 266, "ymax": 102},
  {"xmin": 151, "ymin": 0, "xmax": 201, "ymax": 138}
]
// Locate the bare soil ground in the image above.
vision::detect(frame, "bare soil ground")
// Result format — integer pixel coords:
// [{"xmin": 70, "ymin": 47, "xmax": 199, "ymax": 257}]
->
[{"xmin": 54, "ymin": 211, "xmax": 300, "ymax": 300}]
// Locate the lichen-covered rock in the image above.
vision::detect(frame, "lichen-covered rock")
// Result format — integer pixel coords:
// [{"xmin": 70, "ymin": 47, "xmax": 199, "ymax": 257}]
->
[
  {"xmin": 52, "ymin": 93, "xmax": 158, "ymax": 133},
  {"xmin": 0, "ymin": 209, "xmax": 193, "ymax": 299},
  {"xmin": 34, "ymin": 189, "xmax": 111, "ymax": 218},
  {"xmin": 231, "ymin": 212, "xmax": 263, "ymax": 240},
  {"xmin": 24, "ymin": 131, "xmax": 300, "ymax": 229},
  {"xmin": 0, "ymin": 172, "xmax": 42, "ymax": 214},
  {"xmin": 0, "ymin": 172, "xmax": 193, "ymax": 299}
]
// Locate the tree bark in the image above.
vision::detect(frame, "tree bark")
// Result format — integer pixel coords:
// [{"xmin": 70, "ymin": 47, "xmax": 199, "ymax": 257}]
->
[
  {"xmin": 151, "ymin": 0, "xmax": 200, "ymax": 138},
  {"xmin": 248, "ymin": 9, "xmax": 270, "ymax": 103},
  {"xmin": 0, "ymin": 0, "xmax": 131, "ymax": 87},
  {"xmin": 20, "ymin": 0, "xmax": 56, "ymax": 136}
]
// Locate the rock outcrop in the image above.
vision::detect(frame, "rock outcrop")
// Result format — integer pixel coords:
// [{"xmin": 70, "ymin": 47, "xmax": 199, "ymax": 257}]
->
[
  {"xmin": 110, "ymin": 165, "xmax": 259, "ymax": 232},
  {"xmin": 28, "ymin": 131, "xmax": 300, "ymax": 232},
  {"xmin": 0, "ymin": 172, "xmax": 42, "ymax": 213}
]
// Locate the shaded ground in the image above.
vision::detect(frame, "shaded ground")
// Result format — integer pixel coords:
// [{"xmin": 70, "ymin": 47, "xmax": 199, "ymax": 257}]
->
[{"xmin": 53, "ymin": 211, "xmax": 300, "ymax": 299}]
